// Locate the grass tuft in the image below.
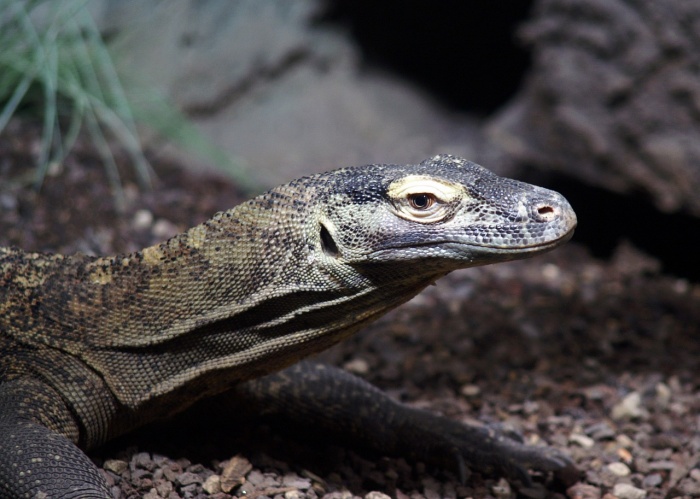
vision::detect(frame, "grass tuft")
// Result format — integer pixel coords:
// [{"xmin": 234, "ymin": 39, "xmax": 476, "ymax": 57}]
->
[
  {"xmin": 0, "ymin": 0, "xmax": 154, "ymax": 207},
  {"xmin": 0, "ymin": 0, "xmax": 254, "ymax": 207}
]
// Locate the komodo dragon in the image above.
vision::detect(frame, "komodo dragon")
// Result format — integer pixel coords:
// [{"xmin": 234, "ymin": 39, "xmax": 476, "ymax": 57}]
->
[{"xmin": 0, "ymin": 154, "xmax": 577, "ymax": 498}]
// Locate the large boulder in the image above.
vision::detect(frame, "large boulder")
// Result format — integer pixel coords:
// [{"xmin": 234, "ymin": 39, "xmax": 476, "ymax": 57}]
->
[
  {"xmin": 489, "ymin": 0, "xmax": 700, "ymax": 215},
  {"xmin": 96, "ymin": 0, "xmax": 486, "ymax": 186}
]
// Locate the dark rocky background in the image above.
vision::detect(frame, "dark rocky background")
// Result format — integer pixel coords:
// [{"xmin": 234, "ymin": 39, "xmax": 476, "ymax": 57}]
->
[{"xmin": 1, "ymin": 1, "xmax": 699, "ymax": 498}]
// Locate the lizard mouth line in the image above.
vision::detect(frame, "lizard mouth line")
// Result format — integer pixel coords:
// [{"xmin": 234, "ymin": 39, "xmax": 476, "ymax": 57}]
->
[{"xmin": 373, "ymin": 228, "xmax": 576, "ymax": 254}]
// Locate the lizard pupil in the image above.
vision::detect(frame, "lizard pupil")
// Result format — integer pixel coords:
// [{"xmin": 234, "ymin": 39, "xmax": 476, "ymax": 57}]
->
[{"xmin": 409, "ymin": 193, "xmax": 433, "ymax": 210}]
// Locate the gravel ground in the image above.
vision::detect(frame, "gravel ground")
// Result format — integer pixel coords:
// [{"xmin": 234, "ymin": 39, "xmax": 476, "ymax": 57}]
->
[{"xmin": 1, "ymin": 122, "xmax": 699, "ymax": 499}]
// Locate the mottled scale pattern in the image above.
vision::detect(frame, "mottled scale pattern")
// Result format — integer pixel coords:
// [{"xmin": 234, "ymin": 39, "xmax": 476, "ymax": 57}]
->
[{"xmin": 0, "ymin": 155, "xmax": 576, "ymax": 497}]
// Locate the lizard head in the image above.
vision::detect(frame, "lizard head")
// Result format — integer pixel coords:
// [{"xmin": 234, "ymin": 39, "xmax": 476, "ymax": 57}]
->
[{"xmin": 312, "ymin": 154, "xmax": 577, "ymax": 274}]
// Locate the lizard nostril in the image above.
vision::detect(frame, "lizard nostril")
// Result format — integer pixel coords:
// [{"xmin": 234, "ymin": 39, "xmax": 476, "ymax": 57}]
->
[{"xmin": 536, "ymin": 204, "xmax": 556, "ymax": 221}]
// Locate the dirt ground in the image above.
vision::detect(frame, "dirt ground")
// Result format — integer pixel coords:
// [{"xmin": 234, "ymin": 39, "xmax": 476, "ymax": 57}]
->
[{"xmin": 1, "ymin": 122, "xmax": 699, "ymax": 499}]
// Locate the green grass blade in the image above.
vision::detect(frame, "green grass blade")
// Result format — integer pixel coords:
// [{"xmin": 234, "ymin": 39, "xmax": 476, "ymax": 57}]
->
[
  {"xmin": 0, "ymin": 73, "xmax": 32, "ymax": 131},
  {"xmin": 84, "ymin": 105, "xmax": 125, "ymax": 209}
]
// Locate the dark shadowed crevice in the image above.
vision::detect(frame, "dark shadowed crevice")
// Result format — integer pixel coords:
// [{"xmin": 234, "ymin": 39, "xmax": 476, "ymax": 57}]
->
[
  {"xmin": 320, "ymin": 0, "xmax": 534, "ymax": 115},
  {"xmin": 320, "ymin": 223, "xmax": 340, "ymax": 257}
]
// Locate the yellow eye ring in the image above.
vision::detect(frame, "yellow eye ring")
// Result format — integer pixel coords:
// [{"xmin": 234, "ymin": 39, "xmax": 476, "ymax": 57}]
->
[{"xmin": 387, "ymin": 175, "xmax": 466, "ymax": 223}]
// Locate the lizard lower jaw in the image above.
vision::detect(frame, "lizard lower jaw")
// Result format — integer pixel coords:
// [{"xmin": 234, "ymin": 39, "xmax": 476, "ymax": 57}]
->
[{"xmin": 364, "ymin": 226, "xmax": 576, "ymax": 265}]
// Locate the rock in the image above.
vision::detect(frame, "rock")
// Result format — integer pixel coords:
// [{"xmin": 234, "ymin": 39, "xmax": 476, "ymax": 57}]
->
[
  {"xmin": 155, "ymin": 479, "xmax": 174, "ymax": 497},
  {"xmin": 584, "ymin": 422, "xmax": 616, "ymax": 441},
  {"xmin": 489, "ymin": 0, "xmax": 700, "ymax": 216},
  {"xmin": 365, "ymin": 492, "xmax": 392, "ymax": 499},
  {"xmin": 569, "ymin": 433, "xmax": 595, "ymax": 448},
  {"xmin": 612, "ymin": 483, "xmax": 646, "ymax": 499},
  {"xmin": 460, "ymin": 384, "xmax": 481, "ymax": 397},
  {"xmin": 611, "ymin": 392, "xmax": 646, "ymax": 420},
  {"xmin": 343, "ymin": 358, "xmax": 370, "ymax": 375},
  {"xmin": 566, "ymin": 482, "xmax": 602, "ymax": 499},
  {"xmin": 152, "ymin": 219, "xmax": 180, "ymax": 240},
  {"xmin": 132, "ymin": 209, "xmax": 153, "ymax": 229},
  {"xmin": 92, "ymin": 0, "xmax": 491, "ymax": 187},
  {"xmin": 131, "ymin": 451, "xmax": 154, "ymax": 471},
  {"xmin": 176, "ymin": 471, "xmax": 202, "ymax": 486},
  {"xmin": 492, "ymin": 478, "xmax": 513, "ymax": 499},
  {"xmin": 202, "ymin": 475, "xmax": 222, "ymax": 494},
  {"xmin": 654, "ymin": 382, "xmax": 672, "ymax": 408},
  {"xmin": 641, "ymin": 474, "xmax": 663, "ymax": 488},
  {"xmin": 220, "ymin": 455, "xmax": 253, "ymax": 493},
  {"xmin": 281, "ymin": 474, "xmax": 312, "ymax": 490},
  {"xmin": 606, "ymin": 462, "xmax": 630, "ymax": 477},
  {"xmin": 103, "ymin": 459, "xmax": 129, "ymax": 475},
  {"xmin": 323, "ymin": 491, "xmax": 355, "ymax": 499}
]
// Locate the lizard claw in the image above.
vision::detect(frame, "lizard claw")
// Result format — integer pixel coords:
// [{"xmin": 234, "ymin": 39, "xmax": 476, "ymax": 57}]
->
[{"xmin": 413, "ymin": 415, "xmax": 578, "ymax": 486}]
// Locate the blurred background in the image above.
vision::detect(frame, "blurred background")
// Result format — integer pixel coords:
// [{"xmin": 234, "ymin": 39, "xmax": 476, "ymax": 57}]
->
[{"xmin": 2, "ymin": 2, "xmax": 700, "ymax": 497}]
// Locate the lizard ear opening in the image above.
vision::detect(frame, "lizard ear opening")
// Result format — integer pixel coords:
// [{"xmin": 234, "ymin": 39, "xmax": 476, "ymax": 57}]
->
[{"xmin": 320, "ymin": 223, "xmax": 339, "ymax": 258}]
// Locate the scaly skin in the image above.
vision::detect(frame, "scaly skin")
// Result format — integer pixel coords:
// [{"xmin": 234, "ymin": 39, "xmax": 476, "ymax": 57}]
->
[{"xmin": 0, "ymin": 155, "xmax": 577, "ymax": 497}]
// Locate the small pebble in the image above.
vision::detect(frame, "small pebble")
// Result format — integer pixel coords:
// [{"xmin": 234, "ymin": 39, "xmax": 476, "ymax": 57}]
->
[
  {"xmin": 180, "ymin": 482, "xmax": 198, "ymax": 495},
  {"xmin": 612, "ymin": 483, "xmax": 646, "ymax": 499},
  {"xmin": 220, "ymin": 455, "xmax": 253, "ymax": 492},
  {"xmin": 566, "ymin": 482, "xmax": 601, "ymax": 499},
  {"xmin": 131, "ymin": 469, "xmax": 152, "ymax": 481},
  {"xmin": 176, "ymin": 457, "xmax": 191, "ymax": 469},
  {"xmin": 611, "ymin": 392, "xmax": 646, "ymax": 420},
  {"xmin": 492, "ymin": 477, "xmax": 513, "ymax": 499},
  {"xmin": 648, "ymin": 460, "xmax": 675, "ymax": 471},
  {"xmin": 641, "ymin": 473, "xmax": 663, "ymax": 488},
  {"xmin": 131, "ymin": 451, "xmax": 154, "ymax": 471},
  {"xmin": 323, "ymin": 490, "xmax": 354, "ymax": 499},
  {"xmin": 615, "ymin": 434, "xmax": 634, "ymax": 448},
  {"xmin": 585, "ymin": 422, "xmax": 616, "ymax": 441},
  {"xmin": 606, "ymin": 462, "xmax": 630, "ymax": 476},
  {"xmin": 202, "ymin": 475, "xmax": 221, "ymax": 494},
  {"xmin": 133, "ymin": 209, "xmax": 153, "ymax": 229},
  {"xmin": 617, "ymin": 447, "xmax": 633, "ymax": 464},
  {"xmin": 152, "ymin": 218, "xmax": 180, "ymax": 239},
  {"xmin": 155, "ymin": 479, "xmax": 173, "ymax": 497},
  {"xmin": 569, "ymin": 433, "xmax": 595, "ymax": 448},
  {"xmin": 103, "ymin": 459, "xmax": 128, "ymax": 475},
  {"xmin": 542, "ymin": 263, "xmax": 561, "ymax": 281},
  {"xmin": 655, "ymin": 383, "xmax": 671, "ymax": 408},
  {"xmin": 0, "ymin": 193, "xmax": 18, "ymax": 210},
  {"xmin": 343, "ymin": 358, "xmax": 370, "ymax": 375},
  {"xmin": 460, "ymin": 384, "xmax": 481, "ymax": 397},
  {"xmin": 162, "ymin": 465, "xmax": 178, "ymax": 482},
  {"xmin": 281, "ymin": 474, "xmax": 312, "ymax": 490},
  {"xmin": 365, "ymin": 492, "xmax": 392, "ymax": 499},
  {"xmin": 177, "ymin": 471, "xmax": 202, "ymax": 486}
]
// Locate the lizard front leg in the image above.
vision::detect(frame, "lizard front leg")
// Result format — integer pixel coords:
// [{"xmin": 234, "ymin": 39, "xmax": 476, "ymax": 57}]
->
[
  {"xmin": 0, "ymin": 378, "xmax": 111, "ymax": 499},
  {"xmin": 233, "ymin": 361, "xmax": 577, "ymax": 485}
]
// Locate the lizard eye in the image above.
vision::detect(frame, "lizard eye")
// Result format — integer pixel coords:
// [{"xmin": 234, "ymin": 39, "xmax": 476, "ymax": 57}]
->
[
  {"xmin": 408, "ymin": 193, "xmax": 435, "ymax": 210},
  {"xmin": 388, "ymin": 175, "xmax": 464, "ymax": 224}
]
